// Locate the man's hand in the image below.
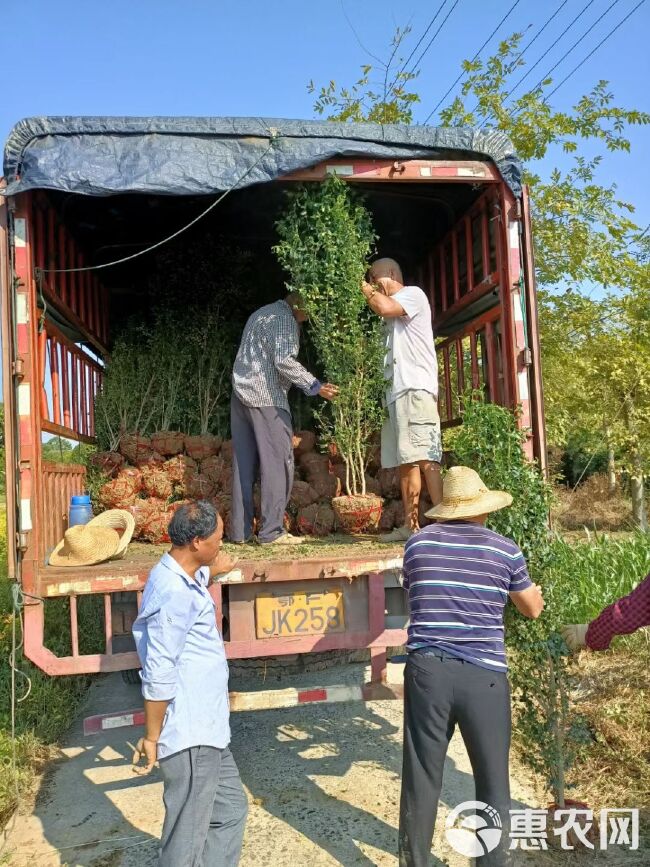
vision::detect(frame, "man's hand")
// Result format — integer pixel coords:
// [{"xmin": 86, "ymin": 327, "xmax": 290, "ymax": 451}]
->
[
  {"xmin": 319, "ymin": 383, "xmax": 339, "ymax": 401},
  {"xmin": 210, "ymin": 551, "xmax": 238, "ymax": 576},
  {"xmin": 132, "ymin": 736, "xmax": 158, "ymax": 775},
  {"xmin": 561, "ymin": 624, "xmax": 589, "ymax": 652}
]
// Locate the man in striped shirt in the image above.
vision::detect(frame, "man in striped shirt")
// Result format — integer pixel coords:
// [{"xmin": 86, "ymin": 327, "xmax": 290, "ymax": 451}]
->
[{"xmin": 399, "ymin": 466, "xmax": 544, "ymax": 867}]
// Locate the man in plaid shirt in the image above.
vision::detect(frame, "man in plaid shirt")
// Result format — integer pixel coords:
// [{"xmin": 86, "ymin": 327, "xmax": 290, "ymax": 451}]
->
[
  {"xmin": 231, "ymin": 293, "xmax": 338, "ymax": 545},
  {"xmin": 562, "ymin": 573, "xmax": 650, "ymax": 651}
]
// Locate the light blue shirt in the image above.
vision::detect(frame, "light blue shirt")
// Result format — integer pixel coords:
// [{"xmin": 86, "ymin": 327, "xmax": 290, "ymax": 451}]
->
[{"xmin": 132, "ymin": 553, "xmax": 230, "ymax": 759}]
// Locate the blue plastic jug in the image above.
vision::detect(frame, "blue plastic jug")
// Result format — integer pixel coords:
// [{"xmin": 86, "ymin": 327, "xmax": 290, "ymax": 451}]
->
[{"xmin": 69, "ymin": 494, "xmax": 93, "ymax": 528}]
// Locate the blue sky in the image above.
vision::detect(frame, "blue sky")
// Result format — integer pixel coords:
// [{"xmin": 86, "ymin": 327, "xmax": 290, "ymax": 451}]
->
[
  {"xmin": 1, "ymin": 0, "xmax": 648, "ymax": 232},
  {"xmin": 0, "ymin": 1, "xmax": 647, "ymax": 421}
]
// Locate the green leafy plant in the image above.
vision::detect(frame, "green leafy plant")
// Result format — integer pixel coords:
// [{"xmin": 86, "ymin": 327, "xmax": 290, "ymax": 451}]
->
[
  {"xmin": 274, "ymin": 176, "xmax": 384, "ymax": 496},
  {"xmin": 449, "ymin": 394, "xmax": 591, "ymax": 805},
  {"xmin": 95, "ymin": 307, "xmax": 236, "ymax": 447}
]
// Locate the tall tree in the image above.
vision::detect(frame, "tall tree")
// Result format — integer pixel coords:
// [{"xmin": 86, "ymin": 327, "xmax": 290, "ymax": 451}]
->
[{"xmin": 309, "ymin": 29, "xmax": 650, "ymax": 522}]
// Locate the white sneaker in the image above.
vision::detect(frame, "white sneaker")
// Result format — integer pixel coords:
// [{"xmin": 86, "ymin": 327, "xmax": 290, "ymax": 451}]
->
[
  {"xmin": 379, "ymin": 525, "xmax": 414, "ymax": 544},
  {"xmin": 258, "ymin": 532, "xmax": 306, "ymax": 546}
]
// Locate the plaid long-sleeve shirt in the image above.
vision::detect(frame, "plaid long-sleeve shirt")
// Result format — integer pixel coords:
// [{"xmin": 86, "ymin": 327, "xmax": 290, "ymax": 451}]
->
[
  {"xmin": 585, "ymin": 572, "xmax": 650, "ymax": 650},
  {"xmin": 232, "ymin": 300, "xmax": 319, "ymax": 411}
]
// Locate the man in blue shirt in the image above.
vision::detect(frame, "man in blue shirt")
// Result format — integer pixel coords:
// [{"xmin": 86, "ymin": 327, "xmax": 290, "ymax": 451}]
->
[
  {"xmin": 132, "ymin": 500, "xmax": 247, "ymax": 866},
  {"xmin": 398, "ymin": 467, "xmax": 544, "ymax": 867}
]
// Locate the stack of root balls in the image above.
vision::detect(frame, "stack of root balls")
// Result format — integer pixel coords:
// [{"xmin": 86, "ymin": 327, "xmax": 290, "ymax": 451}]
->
[{"xmin": 91, "ymin": 430, "xmax": 432, "ymax": 543}]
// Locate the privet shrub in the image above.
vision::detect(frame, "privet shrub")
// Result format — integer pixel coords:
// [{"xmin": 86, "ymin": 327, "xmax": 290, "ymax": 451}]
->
[{"xmin": 450, "ymin": 395, "xmax": 591, "ymax": 804}]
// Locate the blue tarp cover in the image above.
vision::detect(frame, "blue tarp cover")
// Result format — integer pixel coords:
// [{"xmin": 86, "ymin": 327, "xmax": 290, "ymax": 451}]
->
[{"xmin": 3, "ymin": 116, "xmax": 522, "ymax": 198}]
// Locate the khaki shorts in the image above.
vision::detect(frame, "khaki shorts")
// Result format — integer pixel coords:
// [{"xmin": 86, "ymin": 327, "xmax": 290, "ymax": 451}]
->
[{"xmin": 381, "ymin": 390, "xmax": 442, "ymax": 468}]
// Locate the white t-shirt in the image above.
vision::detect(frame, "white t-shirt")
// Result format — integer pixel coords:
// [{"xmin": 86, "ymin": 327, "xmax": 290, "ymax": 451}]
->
[{"xmin": 384, "ymin": 285, "xmax": 438, "ymax": 404}]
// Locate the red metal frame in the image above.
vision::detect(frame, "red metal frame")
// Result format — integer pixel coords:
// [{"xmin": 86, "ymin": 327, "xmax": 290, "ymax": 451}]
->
[
  {"xmin": 41, "ymin": 319, "xmax": 103, "ymax": 438},
  {"xmin": 31, "ymin": 193, "xmax": 109, "ymax": 354},
  {"xmin": 4, "ymin": 156, "xmax": 544, "ymax": 680},
  {"xmin": 23, "ymin": 555, "xmax": 407, "ymax": 676}
]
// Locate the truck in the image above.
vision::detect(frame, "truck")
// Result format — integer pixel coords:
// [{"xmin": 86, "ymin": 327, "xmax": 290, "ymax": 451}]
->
[{"xmin": 1, "ymin": 117, "xmax": 545, "ymax": 719}]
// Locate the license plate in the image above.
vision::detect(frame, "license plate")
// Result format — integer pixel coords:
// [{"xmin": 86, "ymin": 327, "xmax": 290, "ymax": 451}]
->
[{"xmin": 255, "ymin": 590, "xmax": 345, "ymax": 638}]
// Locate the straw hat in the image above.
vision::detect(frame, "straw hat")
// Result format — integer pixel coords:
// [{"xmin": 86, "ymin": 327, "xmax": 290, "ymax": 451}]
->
[
  {"xmin": 425, "ymin": 466, "xmax": 513, "ymax": 521},
  {"xmin": 49, "ymin": 525, "xmax": 122, "ymax": 568},
  {"xmin": 87, "ymin": 509, "xmax": 135, "ymax": 560}
]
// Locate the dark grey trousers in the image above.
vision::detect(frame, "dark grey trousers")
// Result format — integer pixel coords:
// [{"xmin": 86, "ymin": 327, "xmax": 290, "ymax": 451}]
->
[
  {"xmin": 230, "ymin": 393, "xmax": 294, "ymax": 543},
  {"xmin": 158, "ymin": 745, "xmax": 247, "ymax": 867},
  {"xmin": 399, "ymin": 651, "xmax": 512, "ymax": 867}
]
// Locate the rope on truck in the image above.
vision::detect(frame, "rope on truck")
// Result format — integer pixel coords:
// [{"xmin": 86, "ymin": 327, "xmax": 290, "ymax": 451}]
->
[{"xmin": 36, "ymin": 129, "xmax": 281, "ymax": 275}]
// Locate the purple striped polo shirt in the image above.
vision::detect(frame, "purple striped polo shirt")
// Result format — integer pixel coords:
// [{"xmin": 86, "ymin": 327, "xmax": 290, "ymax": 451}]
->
[{"xmin": 402, "ymin": 521, "xmax": 532, "ymax": 672}]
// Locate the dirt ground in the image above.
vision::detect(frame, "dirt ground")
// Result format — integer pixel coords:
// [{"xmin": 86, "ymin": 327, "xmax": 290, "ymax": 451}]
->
[
  {"xmin": 0, "ymin": 662, "xmax": 537, "ymax": 867},
  {"xmin": 1, "ymin": 662, "xmax": 645, "ymax": 867}
]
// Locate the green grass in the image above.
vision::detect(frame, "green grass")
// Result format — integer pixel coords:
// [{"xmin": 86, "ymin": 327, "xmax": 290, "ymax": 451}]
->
[
  {"xmin": 544, "ymin": 531, "xmax": 650, "ymax": 627},
  {"xmin": 0, "ymin": 507, "xmax": 100, "ymax": 826}
]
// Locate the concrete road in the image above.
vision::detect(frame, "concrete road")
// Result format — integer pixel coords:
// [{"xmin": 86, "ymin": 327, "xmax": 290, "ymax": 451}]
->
[{"xmin": 2, "ymin": 662, "xmax": 543, "ymax": 867}]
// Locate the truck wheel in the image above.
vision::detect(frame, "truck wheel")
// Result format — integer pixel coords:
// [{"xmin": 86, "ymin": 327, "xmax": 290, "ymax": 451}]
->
[{"xmin": 121, "ymin": 668, "xmax": 141, "ymax": 685}]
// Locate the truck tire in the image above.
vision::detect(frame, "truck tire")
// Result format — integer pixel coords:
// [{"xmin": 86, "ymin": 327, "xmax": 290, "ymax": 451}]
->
[
  {"xmin": 228, "ymin": 650, "xmax": 352, "ymax": 678},
  {"xmin": 121, "ymin": 668, "xmax": 141, "ymax": 685}
]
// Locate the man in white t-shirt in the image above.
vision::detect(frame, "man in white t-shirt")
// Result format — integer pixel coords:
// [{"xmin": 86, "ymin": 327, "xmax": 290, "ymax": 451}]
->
[{"xmin": 362, "ymin": 258, "xmax": 442, "ymax": 543}]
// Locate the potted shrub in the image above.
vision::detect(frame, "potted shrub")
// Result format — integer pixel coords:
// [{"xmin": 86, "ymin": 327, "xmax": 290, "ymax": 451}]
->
[{"xmin": 274, "ymin": 176, "xmax": 385, "ymax": 533}]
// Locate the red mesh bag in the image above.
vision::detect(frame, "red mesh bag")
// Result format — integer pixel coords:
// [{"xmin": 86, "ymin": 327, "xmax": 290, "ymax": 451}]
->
[
  {"xmin": 119, "ymin": 435, "xmax": 152, "ymax": 465},
  {"xmin": 292, "ymin": 430, "xmax": 316, "ymax": 456},
  {"xmin": 141, "ymin": 464, "xmax": 173, "ymax": 500},
  {"xmin": 289, "ymin": 480, "xmax": 319, "ymax": 509},
  {"xmin": 201, "ymin": 455, "xmax": 226, "ymax": 484},
  {"xmin": 140, "ymin": 506, "xmax": 172, "ymax": 544},
  {"xmin": 296, "ymin": 502, "xmax": 336, "ymax": 537},
  {"xmin": 89, "ymin": 451, "xmax": 124, "ymax": 478},
  {"xmin": 135, "ymin": 450, "xmax": 165, "ymax": 468},
  {"xmin": 184, "ymin": 435, "xmax": 222, "ymax": 461},
  {"xmin": 119, "ymin": 466, "xmax": 143, "ymax": 491},
  {"xmin": 128, "ymin": 498, "xmax": 164, "ymax": 538},
  {"xmin": 99, "ymin": 478, "xmax": 138, "ymax": 510},
  {"xmin": 164, "ymin": 455, "xmax": 198, "ymax": 485},
  {"xmin": 151, "ymin": 430, "xmax": 185, "ymax": 456},
  {"xmin": 185, "ymin": 474, "xmax": 217, "ymax": 500},
  {"xmin": 377, "ymin": 468, "xmax": 400, "ymax": 499}
]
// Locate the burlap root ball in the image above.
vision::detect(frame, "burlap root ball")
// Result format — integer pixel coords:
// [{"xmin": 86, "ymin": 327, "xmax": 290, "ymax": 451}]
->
[
  {"xmin": 296, "ymin": 502, "xmax": 336, "ymax": 537},
  {"xmin": 118, "ymin": 434, "xmax": 152, "ymax": 465},
  {"xmin": 200, "ymin": 455, "xmax": 226, "ymax": 484},
  {"xmin": 184, "ymin": 435, "xmax": 222, "ymax": 461},
  {"xmin": 89, "ymin": 451, "xmax": 124, "ymax": 478},
  {"xmin": 164, "ymin": 455, "xmax": 198, "ymax": 486},
  {"xmin": 292, "ymin": 430, "xmax": 316, "ymax": 456},
  {"xmin": 289, "ymin": 480, "xmax": 320, "ymax": 509},
  {"xmin": 377, "ymin": 468, "xmax": 400, "ymax": 499},
  {"xmin": 150, "ymin": 430, "xmax": 185, "ymax": 456}
]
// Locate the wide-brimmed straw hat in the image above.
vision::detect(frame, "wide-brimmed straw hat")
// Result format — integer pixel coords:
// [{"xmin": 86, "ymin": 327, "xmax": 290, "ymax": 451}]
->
[
  {"xmin": 49, "ymin": 525, "xmax": 122, "ymax": 567},
  {"xmin": 425, "ymin": 466, "xmax": 512, "ymax": 520},
  {"xmin": 87, "ymin": 509, "xmax": 135, "ymax": 560}
]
